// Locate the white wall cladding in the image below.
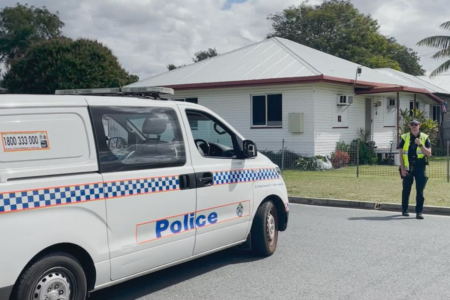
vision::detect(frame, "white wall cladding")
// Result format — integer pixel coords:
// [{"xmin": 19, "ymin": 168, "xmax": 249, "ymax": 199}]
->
[
  {"xmin": 173, "ymin": 83, "xmax": 437, "ymax": 158},
  {"xmin": 173, "ymin": 84, "xmax": 315, "ymax": 156},
  {"xmin": 313, "ymin": 83, "xmax": 364, "ymax": 155}
]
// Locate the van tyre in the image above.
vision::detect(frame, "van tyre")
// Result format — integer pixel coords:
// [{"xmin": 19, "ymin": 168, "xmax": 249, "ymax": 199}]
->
[
  {"xmin": 13, "ymin": 253, "xmax": 87, "ymax": 300},
  {"xmin": 251, "ymin": 200, "xmax": 278, "ymax": 256}
]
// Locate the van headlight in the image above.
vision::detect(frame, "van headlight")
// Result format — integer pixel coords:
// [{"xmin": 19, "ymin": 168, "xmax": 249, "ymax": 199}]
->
[{"xmin": 276, "ymin": 166, "xmax": 282, "ymax": 177}]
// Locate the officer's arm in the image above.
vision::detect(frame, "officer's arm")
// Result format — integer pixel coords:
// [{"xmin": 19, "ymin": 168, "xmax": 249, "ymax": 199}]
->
[
  {"xmin": 420, "ymin": 139, "xmax": 432, "ymax": 157},
  {"xmin": 398, "ymin": 140, "xmax": 406, "ymax": 170},
  {"xmin": 399, "ymin": 152, "xmax": 405, "ymax": 170}
]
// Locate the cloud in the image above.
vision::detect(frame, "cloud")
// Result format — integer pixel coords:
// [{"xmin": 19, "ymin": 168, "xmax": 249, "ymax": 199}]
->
[
  {"xmin": 352, "ymin": 0, "xmax": 450, "ymax": 75},
  {"xmin": 1, "ymin": 0, "xmax": 449, "ymax": 79}
]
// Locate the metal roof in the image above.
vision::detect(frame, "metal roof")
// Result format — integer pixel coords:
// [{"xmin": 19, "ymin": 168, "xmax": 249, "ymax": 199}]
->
[
  {"xmin": 417, "ymin": 74, "xmax": 450, "ymax": 94},
  {"xmin": 374, "ymin": 68, "xmax": 450, "ymax": 94},
  {"xmin": 127, "ymin": 37, "xmax": 428, "ymax": 90}
]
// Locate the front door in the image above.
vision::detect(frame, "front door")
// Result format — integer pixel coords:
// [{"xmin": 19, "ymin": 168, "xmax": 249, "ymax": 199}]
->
[
  {"xmin": 90, "ymin": 104, "xmax": 196, "ymax": 280},
  {"xmin": 180, "ymin": 107, "xmax": 254, "ymax": 255}
]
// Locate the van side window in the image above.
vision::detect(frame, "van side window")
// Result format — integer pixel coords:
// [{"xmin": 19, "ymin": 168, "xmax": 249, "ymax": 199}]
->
[
  {"xmin": 91, "ymin": 106, "xmax": 186, "ymax": 172},
  {"xmin": 186, "ymin": 110, "xmax": 237, "ymax": 159}
]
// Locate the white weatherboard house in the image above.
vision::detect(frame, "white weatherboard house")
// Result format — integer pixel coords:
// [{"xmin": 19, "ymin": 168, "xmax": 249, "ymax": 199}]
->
[{"xmin": 126, "ymin": 37, "xmax": 449, "ymax": 158}]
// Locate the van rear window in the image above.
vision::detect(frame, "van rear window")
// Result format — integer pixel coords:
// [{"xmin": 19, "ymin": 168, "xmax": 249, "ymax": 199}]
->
[{"xmin": 90, "ymin": 106, "xmax": 186, "ymax": 173}]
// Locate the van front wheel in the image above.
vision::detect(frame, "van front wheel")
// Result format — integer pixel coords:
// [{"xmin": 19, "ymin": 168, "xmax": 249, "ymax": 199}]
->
[
  {"xmin": 13, "ymin": 253, "xmax": 87, "ymax": 300},
  {"xmin": 251, "ymin": 200, "xmax": 278, "ymax": 256}
]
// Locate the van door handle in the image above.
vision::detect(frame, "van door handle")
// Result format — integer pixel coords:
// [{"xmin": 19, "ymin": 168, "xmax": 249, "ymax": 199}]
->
[
  {"xmin": 196, "ymin": 172, "xmax": 213, "ymax": 187},
  {"xmin": 179, "ymin": 173, "xmax": 196, "ymax": 190},
  {"xmin": 199, "ymin": 176, "xmax": 213, "ymax": 182}
]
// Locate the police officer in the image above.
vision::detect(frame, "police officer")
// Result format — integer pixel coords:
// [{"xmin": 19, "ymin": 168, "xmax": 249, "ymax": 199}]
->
[{"xmin": 398, "ymin": 119, "xmax": 432, "ymax": 219}]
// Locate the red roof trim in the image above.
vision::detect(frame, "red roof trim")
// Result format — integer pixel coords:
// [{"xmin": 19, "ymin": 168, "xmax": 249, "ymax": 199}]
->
[
  {"xmin": 162, "ymin": 75, "xmax": 444, "ymax": 104},
  {"xmin": 355, "ymin": 86, "xmax": 444, "ymax": 104},
  {"xmin": 164, "ymin": 75, "xmax": 380, "ymax": 90}
]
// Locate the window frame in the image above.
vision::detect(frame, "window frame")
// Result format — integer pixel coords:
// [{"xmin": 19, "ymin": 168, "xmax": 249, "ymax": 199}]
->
[
  {"xmin": 174, "ymin": 98, "xmax": 198, "ymax": 104},
  {"xmin": 250, "ymin": 94, "xmax": 283, "ymax": 128},
  {"xmin": 432, "ymin": 105, "xmax": 442, "ymax": 123},
  {"xmin": 185, "ymin": 109, "xmax": 244, "ymax": 160},
  {"xmin": 174, "ymin": 98, "xmax": 199, "ymax": 130},
  {"xmin": 90, "ymin": 106, "xmax": 187, "ymax": 173}
]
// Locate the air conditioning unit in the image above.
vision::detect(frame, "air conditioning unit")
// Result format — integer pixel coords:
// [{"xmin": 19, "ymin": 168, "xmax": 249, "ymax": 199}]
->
[
  {"xmin": 337, "ymin": 95, "xmax": 354, "ymax": 106},
  {"xmin": 387, "ymin": 98, "xmax": 396, "ymax": 109}
]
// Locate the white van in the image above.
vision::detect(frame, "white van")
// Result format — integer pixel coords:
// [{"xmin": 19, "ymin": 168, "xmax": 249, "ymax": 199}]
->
[{"xmin": 0, "ymin": 92, "xmax": 289, "ymax": 300}]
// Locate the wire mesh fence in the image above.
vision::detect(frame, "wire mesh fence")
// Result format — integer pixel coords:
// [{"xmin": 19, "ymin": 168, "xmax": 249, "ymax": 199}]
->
[{"xmin": 256, "ymin": 140, "xmax": 450, "ymax": 180}]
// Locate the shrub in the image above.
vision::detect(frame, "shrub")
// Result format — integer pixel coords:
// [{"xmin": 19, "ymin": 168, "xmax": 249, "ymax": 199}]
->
[
  {"xmin": 349, "ymin": 139, "xmax": 377, "ymax": 165},
  {"xmin": 432, "ymin": 148, "xmax": 447, "ymax": 157},
  {"xmin": 295, "ymin": 157, "xmax": 323, "ymax": 171},
  {"xmin": 259, "ymin": 148, "xmax": 303, "ymax": 169},
  {"xmin": 331, "ymin": 150, "xmax": 350, "ymax": 168},
  {"xmin": 335, "ymin": 141, "xmax": 350, "ymax": 152}
]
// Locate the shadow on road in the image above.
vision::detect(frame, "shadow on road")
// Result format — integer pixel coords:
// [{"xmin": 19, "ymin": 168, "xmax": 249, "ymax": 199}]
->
[
  {"xmin": 89, "ymin": 248, "xmax": 264, "ymax": 300},
  {"xmin": 348, "ymin": 214, "xmax": 416, "ymax": 221}
]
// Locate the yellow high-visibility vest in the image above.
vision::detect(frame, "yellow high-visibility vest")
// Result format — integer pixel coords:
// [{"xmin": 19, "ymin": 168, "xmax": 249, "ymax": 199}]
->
[{"xmin": 401, "ymin": 132, "xmax": 428, "ymax": 170}]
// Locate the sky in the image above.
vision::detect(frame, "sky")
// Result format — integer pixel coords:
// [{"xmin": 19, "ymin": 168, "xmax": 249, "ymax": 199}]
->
[{"xmin": 1, "ymin": 0, "xmax": 450, "ymax": 81}]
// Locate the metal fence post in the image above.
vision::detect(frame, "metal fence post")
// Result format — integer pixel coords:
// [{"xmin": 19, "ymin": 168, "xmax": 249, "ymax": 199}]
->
[
  {"xmin": 356, "ymin": 140, "xmax": 360, "ymax": 178},
  {"xmin": 447, "ymin": 141, "xmax": 449, "ymax": 183},
  {"xmin": 281, "ymin": 139, "xmax": 285, "ymax": 175}
]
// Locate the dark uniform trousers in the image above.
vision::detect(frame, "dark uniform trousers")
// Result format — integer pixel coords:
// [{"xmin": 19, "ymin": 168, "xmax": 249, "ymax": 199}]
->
[{"xmin": 402, "ymin": 161, "xmax": 428, "ymax": 214}]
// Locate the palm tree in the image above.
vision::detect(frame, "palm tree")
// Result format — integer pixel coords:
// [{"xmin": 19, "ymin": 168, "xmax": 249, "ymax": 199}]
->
[{"xmin": 417, "ymin": 21, "xmax": 450, "ymax": 77}]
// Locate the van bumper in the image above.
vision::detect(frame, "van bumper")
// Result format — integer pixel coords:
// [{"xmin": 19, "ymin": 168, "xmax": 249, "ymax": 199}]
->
[{"xmin": 0, "ymin": 285, "xmax": 13, "ymax": 300}]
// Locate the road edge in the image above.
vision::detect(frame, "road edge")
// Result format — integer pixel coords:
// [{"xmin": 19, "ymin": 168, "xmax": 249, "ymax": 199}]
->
[{"xmin": 288, "ymin": 197, "xmax": 450, "ymax": 216}]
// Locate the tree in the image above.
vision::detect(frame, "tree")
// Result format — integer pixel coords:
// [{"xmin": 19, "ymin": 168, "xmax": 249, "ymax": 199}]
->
[
  {"xmin": 167, "ymin": 48, "xmax": 218, "ymax": 70},
  {"xmin": 167, "ymin": 64, "xmax": 178, "ymax": 70},
  {"xmin": 387, "ymin": 38, "xmax": 425, "ymax": 76},
  {"xmin": 417, "ymin": 21, "xmax": 450, "ymax": 77},
  {"xmin": 3, "ymin": 38, "xmax": 139, "ymax": 94},
  {"xmin": 267, "ymin": 0, "xmax": 424, "ymax": 75},
  {"xmin": 192, "ymin": 48, "xmax": 217, "ymax": 62},
  {"xmin": 0, "ymin": 3, "xmax": 64, "ymax": 68}
]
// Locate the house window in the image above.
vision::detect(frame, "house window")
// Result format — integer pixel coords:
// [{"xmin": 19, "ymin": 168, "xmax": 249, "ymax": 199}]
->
[
  {"xmin": 409, "ymin": 101, "xmax": 419, "ymax": 116},
  {"xmin": 433, "ymin": 105, "xmax": 441, "ymax": 123},
  {"xmin": 174, "ymin": 98, "xmax": 198, "ymax": 104},
  {"xmin": 251, "ymin": 94, "xmax": 282, "ymax": 127}
]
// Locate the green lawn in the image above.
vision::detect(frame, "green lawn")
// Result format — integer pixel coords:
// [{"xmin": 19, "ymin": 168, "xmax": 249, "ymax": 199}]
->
[{"xmin": 284, "ymin": 167, "xmax": 450, "ymax": 207}]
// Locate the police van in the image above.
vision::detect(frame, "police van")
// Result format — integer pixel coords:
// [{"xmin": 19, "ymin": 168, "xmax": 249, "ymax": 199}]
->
[{"xmin": 0, "ymin": 87, "xmax": 289, "ymax": 300}]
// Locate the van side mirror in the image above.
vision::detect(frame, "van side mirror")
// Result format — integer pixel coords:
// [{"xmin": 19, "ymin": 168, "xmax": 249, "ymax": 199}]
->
[{"xmin": 243, "ymin": 140, "xmax": 257, "ymax": 158}]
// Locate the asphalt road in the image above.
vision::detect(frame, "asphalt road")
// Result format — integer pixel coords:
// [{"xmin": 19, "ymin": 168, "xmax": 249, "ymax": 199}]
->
[{"xmin": 90, "ymin": 204, "xmax": 450, "ymax": 300}]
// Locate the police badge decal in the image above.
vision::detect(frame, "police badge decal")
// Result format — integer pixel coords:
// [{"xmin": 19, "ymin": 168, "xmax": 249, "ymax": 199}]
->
[{"xmin": 236, "ymin": 203, "xmax": 244, "ymax": 217}]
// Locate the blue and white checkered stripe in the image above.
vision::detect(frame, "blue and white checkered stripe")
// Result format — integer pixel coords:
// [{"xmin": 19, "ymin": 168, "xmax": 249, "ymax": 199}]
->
[
  {"xmin": 213, "ymin": 168, "xmax": 279, "ymax": 185},
  {"xmin": 0, "ymin": 176, "xmax": 180, "ymax": 214},
  {"xmin": 104, "ymin": 176, "xmax": 179, "ymax": 198},
  {"xmin": 0, "ymin": 183, "xmax": 104, "ymax": 213}
]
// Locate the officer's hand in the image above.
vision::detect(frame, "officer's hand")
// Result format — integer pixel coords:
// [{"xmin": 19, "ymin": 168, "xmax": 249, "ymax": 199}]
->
[
  {"xmin": 401, "ymin": 167, "xmax": 407, "ymax": 177},
  {"xmin": 414, "ymin": 138, "xmax": 421, "ymax": 146}
]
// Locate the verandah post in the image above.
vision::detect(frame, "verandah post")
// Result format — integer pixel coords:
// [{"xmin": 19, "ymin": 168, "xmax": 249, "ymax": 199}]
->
[
  {"xmin": 447, "ymin": 141, "xmax": 449, "ymax": 183},
  {"xmin": 281, "ymin": 139, "xmax": 285, "ymax": 175}
]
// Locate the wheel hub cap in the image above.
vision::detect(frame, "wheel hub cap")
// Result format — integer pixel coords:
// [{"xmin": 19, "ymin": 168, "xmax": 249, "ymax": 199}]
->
[
  {"xmin": 267, "ymin": 212, "xmax": 275, "ymax": 242},
  {"xmin": 33, "ymin": 272, "xmax": 70, "ymax": 300}
]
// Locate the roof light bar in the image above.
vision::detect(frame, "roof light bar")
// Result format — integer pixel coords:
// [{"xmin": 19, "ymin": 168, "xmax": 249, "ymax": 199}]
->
[
  {"xmin": 122, "ymin": 86, "xmax": 174, "ymax": 95},
  {"xmin": 55, "ymin": 86, "xmax": 174, "ymax": 96}
]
